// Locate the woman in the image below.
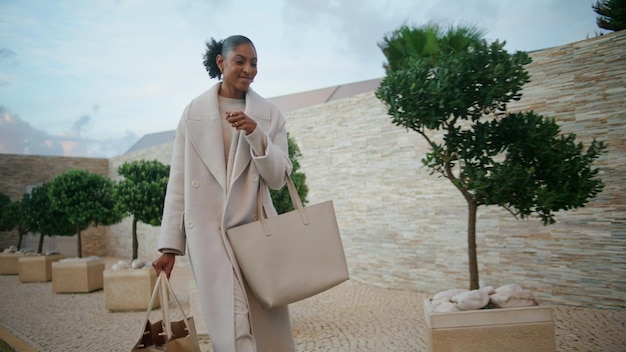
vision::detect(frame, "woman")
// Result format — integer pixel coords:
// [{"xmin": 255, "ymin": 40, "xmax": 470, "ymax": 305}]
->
[{"xmin": 152, "ymin": 35, "xmax": 295, "ymax": 352}]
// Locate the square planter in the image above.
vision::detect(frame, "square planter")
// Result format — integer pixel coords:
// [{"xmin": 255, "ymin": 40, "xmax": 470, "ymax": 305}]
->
[
  {"xmin": 424, "ymin": 299, "xmax": 556, "ymax": 352},
  {"xmin": 0, "ymin": 252, "xmax": 25, "ymax": 275},
  {"xmin": 103, "ymin": 268, "xmax": 159, "ymax": 311},
  {"xmin": 18, "ymin": 254, "xmax": 64, "ymax": 282},
  {"xmin": 52, "ymin": 259, "xmax": 105, "ymax": 293}
]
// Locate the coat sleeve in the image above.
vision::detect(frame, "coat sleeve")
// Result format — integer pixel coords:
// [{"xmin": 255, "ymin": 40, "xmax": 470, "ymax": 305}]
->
[
  {"xmin": 247, "ymin": 105, "xmax": 292, "ymax": 190},
  {"xmin": 157, "ymin": 106, "xmax": 189, "ymax": 255}
]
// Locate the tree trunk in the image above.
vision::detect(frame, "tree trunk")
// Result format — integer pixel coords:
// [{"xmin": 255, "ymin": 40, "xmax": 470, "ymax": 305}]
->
[
  {"xmin": 37, "ymin": 233, "xmax": 44, "ymax": 254},
  {"xmin": 467, "ymin": 200, "xmax": 479, "ymax": 290},
  {"xmin": 17, "ymin": 232, "xmax": 24, "ymax": 250},
  {"xmin": 77, "ymin": 225, "xmax": 83, "ymax": 258},
  {"xmin": 132, "ymin": 217, "xmax": 138, "ymax": 261}
]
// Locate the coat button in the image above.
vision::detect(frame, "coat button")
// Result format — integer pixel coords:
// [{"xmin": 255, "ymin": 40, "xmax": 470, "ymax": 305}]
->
[
  {"xmin": 251, "ymin": 175, "xmax": 259, "ymax": 182},
  {"xmin": 191, "ymin": 180, "xmax": 200, "ymax": 188},
  {"xmin": 187, "ymin": 221, "xmax": 194, "ymax": 228},
  {"xmin": 252, "ymin": 214, "xmax": 258, "ymax": 221}
]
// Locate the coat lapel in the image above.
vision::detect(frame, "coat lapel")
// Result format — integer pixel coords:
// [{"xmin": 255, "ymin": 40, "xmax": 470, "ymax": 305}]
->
[
  {"xmin": 187, "ymin": 84, "xmax": 227, "ymax": 189},
  {"xmin": 186, "ymin": 84, "xmax": 272, "ymax": 190}
]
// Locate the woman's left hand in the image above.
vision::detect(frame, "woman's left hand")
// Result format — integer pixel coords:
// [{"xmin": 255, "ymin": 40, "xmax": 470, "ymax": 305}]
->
[{"xmin": 225, "ymin": 111, "xmax": 257, "ymax": 135}]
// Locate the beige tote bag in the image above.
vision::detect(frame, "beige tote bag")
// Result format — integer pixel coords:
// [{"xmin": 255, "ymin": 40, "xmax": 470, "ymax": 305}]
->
[{"xmin": 227, "ymin": 172, "xmax": 349, "ymax": 308}]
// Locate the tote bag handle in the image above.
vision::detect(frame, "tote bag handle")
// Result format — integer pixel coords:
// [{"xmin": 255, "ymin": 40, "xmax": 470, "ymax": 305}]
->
[{"xmin": 256, "ymin": 172, "xmax": 309, "ymax": 236}]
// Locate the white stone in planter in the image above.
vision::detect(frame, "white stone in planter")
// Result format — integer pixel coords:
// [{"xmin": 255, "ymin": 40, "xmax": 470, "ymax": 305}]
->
[
  {"xmin": 18, "ymin": 254, "xmax": 64, "ymax": 282},
  {"xmin": 103, "ymin": 267, "xmax": 159, "ymax": 311},
  {"xmin": 51, "ymin": 257, "xmax": 105, "ymax": 293},
  {"xmin": 432, "ymin": 288, "xmax": 468, "ymax": 301},
  {"xmin": 490, "ymin": 290, "xmax": 538, "ymax": 308},
  {"xmin": 452, "ymin": 289, "xmax": 490, "ymax": 311}
]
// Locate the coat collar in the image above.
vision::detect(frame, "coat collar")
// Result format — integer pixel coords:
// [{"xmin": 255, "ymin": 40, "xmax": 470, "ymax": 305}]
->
[{"xmin": 186, "ymin": 83, "xmax": 271, "ymax": 190}]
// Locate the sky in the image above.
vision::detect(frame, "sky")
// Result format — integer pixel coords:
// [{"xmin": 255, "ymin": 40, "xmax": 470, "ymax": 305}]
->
[{"xmin": 0, "ymin": 0, "xmax": 606, "ymax": 158}]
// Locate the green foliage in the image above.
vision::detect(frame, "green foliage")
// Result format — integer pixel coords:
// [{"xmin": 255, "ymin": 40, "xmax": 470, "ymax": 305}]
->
[
  {"xmin": 270, "ymin": 134, "xmax": 309, "ymax": 214},
  {"xmin": 0, "ymin": 196, "xmax": 28, "ymax": 250},
  {"xmin": 48, "ymin": 170, "xmax": 122, "ymax": 257},
  {"xmin": 115, "ymin": 159, "xmax": 170, "ymax": 260},
  {"xmin": 20, "ymin": 183, "xmax": 75, "ymax": 253},
  {"xmin": 593, "ymin": 0, "xmax": 626, "ymax": 31},
  {"xmin": 115, "ymin": 160, "xmax": 170, "ymax": 226},
  {"xmin": 378, "ymin": 24, "xmax": 486, "ymax": 74},
  {"xmin": 447, "ymin": 111, "xmax": 606, "ymax": 225},
  {"xmin": 376, "ymin": 23, "xmax": 607, "ymax": 289},
  {"xmin": 0, "ymin": 193, "xmax": 12, "ymax": 231}
]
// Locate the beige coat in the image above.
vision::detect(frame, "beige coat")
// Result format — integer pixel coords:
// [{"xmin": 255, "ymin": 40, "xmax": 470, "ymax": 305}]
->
[{"xmin": 158, "ymin": 83, "xmax": 294, "ymax": 352}]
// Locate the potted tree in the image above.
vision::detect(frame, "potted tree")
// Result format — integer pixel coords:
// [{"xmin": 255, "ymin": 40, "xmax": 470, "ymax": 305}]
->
[
  {"xmin": 0, "ymin": 194, "xmax": 27, "ymax": 275},
  {"xmin": 17, "ymin": 183, "xmax": 73, "ymax": 282},
  {"xmin": 103, "ymin": 159, "xmax": 169, "ymax": 311},
  {"xmin": 376, "ymin": 24, "xmax": 606, "ymax": 352},
  {"xmin": 48, "ymin": 170, "xmax": 122, "ymax": 258},
  {"xmin": 47, "ymin": 170, "xmax": 122, "ymax": 293}
]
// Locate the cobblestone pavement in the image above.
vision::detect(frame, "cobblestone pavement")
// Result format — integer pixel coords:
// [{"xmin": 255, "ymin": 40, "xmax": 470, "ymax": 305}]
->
[{"xmin": 1, "ymin": 258, "xmax": 625, "ymax": 351}]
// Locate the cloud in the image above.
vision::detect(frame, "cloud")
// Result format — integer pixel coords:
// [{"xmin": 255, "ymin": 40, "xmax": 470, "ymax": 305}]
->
[
  {"xmin": 0, "ymin": 105, "xmax": 138, "ymax": 158},
  {"xmin": 0, "ymin": 106, "xmax": 65, "ymax": 156}
]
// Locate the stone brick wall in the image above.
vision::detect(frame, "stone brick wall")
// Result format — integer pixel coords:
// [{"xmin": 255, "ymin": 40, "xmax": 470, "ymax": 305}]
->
[
  {"xmin": 0, "ymin": 154, "xmax": 109, "ymax": 256},
  {"xmin": 2, "ymin": 31, "xmax": 624, "ymax": 308}
]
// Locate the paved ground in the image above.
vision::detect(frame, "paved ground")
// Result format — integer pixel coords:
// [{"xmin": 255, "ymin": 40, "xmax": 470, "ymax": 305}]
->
[{"xmin": 1, "ymin": 257, "xmax": 625, "ymax": 352}]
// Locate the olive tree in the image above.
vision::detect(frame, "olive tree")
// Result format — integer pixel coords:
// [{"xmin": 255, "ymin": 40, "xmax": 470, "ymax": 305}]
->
[
  {"xmin": 115, "ymin": 159, "xmax": 169, "ymax": 260},
  {"xmin": 20, "ymin": 183, "xmax": 75, "ymax": 253},
  {"xmin": 48, "ymin": 170, "xmax": 122, "ymax": 257},
  {"xmin": 376, "ymin": 24, "xmax": 607, "ymax": 290}
]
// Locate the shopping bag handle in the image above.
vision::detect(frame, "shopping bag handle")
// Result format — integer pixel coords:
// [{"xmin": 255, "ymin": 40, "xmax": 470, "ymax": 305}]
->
[{"xmin": 134, "ymin": 271, "xmax": 194, "ymax": 348}]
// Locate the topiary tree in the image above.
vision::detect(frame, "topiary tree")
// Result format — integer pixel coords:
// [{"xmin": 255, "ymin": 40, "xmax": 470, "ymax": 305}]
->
[
  {"xmin": 376, "ymin": 24, "xmax": 607, "ymax": 290},
  {"xmin": 114, "ymin": 159, "xmax": 170, "ymax": 260},
  {"xmin": 271, "ymin": 133, "xmax": 309, "ymax": 214},
  {"xmin": 7, "ymin": 200, "xmax": 29, "ymax": 250},
  {"xmin": 1, "ymin": 199, "xmax": 29, "ymax": 250},
  {"xmin": 0, "ymin": 193, "xmax": 11, "ymax": 231},
  {"xmin": 20, "ymin": 183, "xmax": 75, "ymax": 253},
  {"xmin": 48, "ymin": 170, "xmax": 122, "ymax": 258}
]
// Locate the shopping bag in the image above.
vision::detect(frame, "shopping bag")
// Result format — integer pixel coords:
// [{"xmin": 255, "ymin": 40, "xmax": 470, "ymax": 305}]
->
[{"xmin": 131, "ymin": 272, "xmax": 201, "ymax": 352}]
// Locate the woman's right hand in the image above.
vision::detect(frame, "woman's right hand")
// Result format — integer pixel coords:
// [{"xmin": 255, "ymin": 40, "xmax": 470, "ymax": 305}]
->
[{"xmin": 152, "ymin": 253, "xmax": 176, "ymax": 278}]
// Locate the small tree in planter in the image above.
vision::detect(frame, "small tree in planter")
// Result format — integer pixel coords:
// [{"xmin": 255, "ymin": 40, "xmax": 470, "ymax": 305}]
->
[
  {"xmin": 2, "ymin": 200, "xmax": 29, "ymax": 250},
  {"xmin": 20, "ymin": 183, "xmax": 75, "ymax": 253},
  {"xmin": 48, "ymin": 170, "xmax": 123, "ymax": 258},
  {"xmin": 376, "ymin": 24, "xmax": 607, "ymax": 291},
  {"xmin": 114, "ymin": 159, "xmax": 170, "ymax": 261},
  {"xmin": 270, "ymin": 133, "xmax": 309, "ymax": 214}
]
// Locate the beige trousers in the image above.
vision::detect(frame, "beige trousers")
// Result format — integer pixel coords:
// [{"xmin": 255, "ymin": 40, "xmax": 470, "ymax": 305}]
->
[{"xmin": 234, "ymin": 270, "xmax": 256, "ymax": 351}]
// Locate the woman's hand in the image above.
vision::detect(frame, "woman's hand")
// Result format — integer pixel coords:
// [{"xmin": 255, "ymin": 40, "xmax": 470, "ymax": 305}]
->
[
  {"xmin": 225, "ymin": 111, "xmax": 257, "ymax": 135},
  {"xmin": 152, "ymin": 253, "xmax": 176, "ymax": 278}
]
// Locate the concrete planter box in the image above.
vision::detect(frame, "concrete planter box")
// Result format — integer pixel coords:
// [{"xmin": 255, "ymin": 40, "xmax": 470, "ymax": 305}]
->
[
  {"xmin": 103, "ymin": 268, "xmax": 159, "ymax": 311},
  {"xmin": 18, "ymin": 254, "xmax": 64, "ymax": 282},
  {"xmin": 0, "ymin": 253, "xmax": 25, "ymax": 275},
  {"xmin": 424, "ymin": 299, "xmax": 556, "ymax": 352},
  {"xmin": 52, "ymin": 259, "xmax": 105, "ymax": 293}
]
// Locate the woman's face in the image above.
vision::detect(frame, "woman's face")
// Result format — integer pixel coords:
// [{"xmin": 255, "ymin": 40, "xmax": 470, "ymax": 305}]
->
[{"xmin": 217, "ymin": 43, "xmax": 257, "ymax": 98}]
